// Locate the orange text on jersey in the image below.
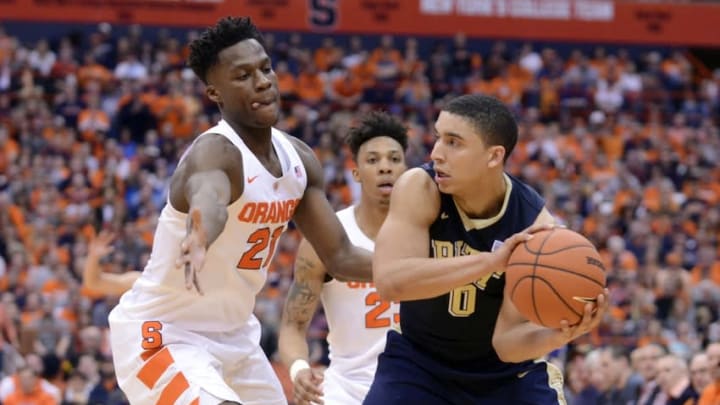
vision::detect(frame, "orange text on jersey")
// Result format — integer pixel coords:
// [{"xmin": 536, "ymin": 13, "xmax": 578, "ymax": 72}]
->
[
  {"xmin": 346, "ymin": 281, "xmax": 375, "ymax": 289},
  {"xmin": 237, "ymin": 199, "xmax": 301, "ymax": 224}
]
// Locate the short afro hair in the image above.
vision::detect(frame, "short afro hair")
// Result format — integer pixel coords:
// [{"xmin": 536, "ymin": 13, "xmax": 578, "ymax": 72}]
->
[
  {"xmin": 442, "ymin": 94, "xmax": 518, "ymax": 162},
  {"xmin": 346, "ymin": 111, "xmax": 408, "ymax": 160},
  {"xmin": 188, "ymin": 16, "xmax": 265, "ymax": 84}
]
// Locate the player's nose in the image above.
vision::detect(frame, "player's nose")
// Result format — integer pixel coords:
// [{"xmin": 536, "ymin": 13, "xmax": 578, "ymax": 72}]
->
[
  {"xmin": 254, "ymin": 72, "xmax": 272, "ymax": 91},
  {"xmin": 430, "ymin": 142, "xmax": 444, "ymax": 162}
]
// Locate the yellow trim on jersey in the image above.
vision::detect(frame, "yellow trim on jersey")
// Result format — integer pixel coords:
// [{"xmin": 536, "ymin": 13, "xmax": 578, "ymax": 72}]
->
[
  {"xmin": 454, "ymin": 174, "xmax": 513, "ymax": 231},
  {"xmin": 545, "ymin": 361, "xmax": 568, "ymax": 405}
]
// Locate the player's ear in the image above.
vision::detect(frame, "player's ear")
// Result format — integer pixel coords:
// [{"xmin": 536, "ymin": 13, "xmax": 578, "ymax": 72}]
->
[
  {"xmin": 351, "ymin": 165, "xmax": 360, "ymax": 182},
  {"xmin": 487, "ymin": 145, "xmax": 505, "ymax": 168},
  {"xmin": 206, "ymin": 85, "xmax": 222, "ymax": 105}
]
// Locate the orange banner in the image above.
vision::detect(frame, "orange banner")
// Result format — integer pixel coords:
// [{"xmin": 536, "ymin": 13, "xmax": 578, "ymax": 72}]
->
[{"xmin": 1, "ymin": 0, "xmax": 719, "ymax": 47}]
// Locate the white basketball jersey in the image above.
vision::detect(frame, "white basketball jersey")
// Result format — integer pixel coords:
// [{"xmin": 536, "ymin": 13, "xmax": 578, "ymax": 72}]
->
[
  {"xmin": 116, "ymin": 120, "xmax": 307, "ymax": 332},
  {"xmin": 321, "ymin": 206, "xmax": 399, "ymax": 395}
]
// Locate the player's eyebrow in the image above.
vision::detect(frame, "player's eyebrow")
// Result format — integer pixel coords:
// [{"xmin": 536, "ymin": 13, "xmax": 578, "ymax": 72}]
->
[
  {"xmin": 231, "ymin": 57, "xmax": 271, "ymax": 70},
  {"xmin": 434, "ymin": 124, "xmax": 460, "ymax": 136},
  {"xmin": 434, "ymin": 127, "xmax": 464, "ymax": 140}
]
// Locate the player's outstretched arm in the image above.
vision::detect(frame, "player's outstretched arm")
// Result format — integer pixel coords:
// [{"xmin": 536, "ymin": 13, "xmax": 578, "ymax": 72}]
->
[
  {"xmin": 170, "ymin": 135, "xmax": 242, "ymax": 292},
  {"xmin": 373, "ymin": 168, "xmax": 531, "ymax": 301},
  {"xmin": 289, "ymin": 137, "xmax": 372, "ymax": 282},
  {"xmin": 278, "ymin": 238, "xmax": 326, "ymax": 405},
  {"xmin": 82, "ymin": 231, "xmax": 139, "ymax": 296}
]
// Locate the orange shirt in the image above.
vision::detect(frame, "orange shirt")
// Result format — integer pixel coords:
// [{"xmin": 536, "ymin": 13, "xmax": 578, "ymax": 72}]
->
[
  {"xmin": 3, "ymin": 391, "xmax": 56, "ymax": 405},
  {"xmin": 698, "ymin": 381, "xmax": 720, "ymax": 405}
]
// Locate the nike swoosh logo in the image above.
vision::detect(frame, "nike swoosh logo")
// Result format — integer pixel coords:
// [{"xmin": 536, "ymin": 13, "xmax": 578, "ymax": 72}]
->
[
  {"xmin": 248, "ymin": 175, "xmax": 259, "ymax": 183},
  {"xmin": 517, "ymin": 371, "xmax": 530, "ymax": 378},
  {"xmin": 441, "ymin": 212, "xmax": 449, "ymax": 219}
]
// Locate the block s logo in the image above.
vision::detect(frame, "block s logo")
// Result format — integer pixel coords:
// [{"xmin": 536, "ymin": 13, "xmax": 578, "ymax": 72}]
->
[{"xmin": 308, "ymin": 0, "xmax": 338, "ymax": 29}]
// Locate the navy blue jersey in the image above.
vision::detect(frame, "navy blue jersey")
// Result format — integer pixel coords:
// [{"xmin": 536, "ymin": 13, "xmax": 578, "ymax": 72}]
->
[{"xmin": 399, "ymin": 162, "xmax": 545, "ymax": 373}]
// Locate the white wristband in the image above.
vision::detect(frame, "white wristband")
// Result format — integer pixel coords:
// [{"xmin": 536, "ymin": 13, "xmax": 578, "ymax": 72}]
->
[{"xmin": 289, "ymin": 359, "xmax": 310, "ymax": 382}]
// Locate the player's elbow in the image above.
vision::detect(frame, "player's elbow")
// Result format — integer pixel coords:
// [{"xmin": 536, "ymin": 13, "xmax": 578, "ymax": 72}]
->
[{"xmin": 374, "ymin": 273, "xmax": 402, "ymax": 301}]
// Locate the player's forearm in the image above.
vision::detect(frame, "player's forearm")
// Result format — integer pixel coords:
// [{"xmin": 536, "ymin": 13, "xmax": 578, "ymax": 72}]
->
[
  {"xmin": 83, "ymin": 252, "xmax": 139, "ymax": 296},
  {"xmin": 188, "ymin": 193, "xmax": 228, "ymax": 248},
  {"xmin": 279, "ymin": 273, "xmax": 322, "ymax": 367},
  {"xmin": 82, "ymin": 253, "xmax": 104, "ymax": 291},
  {"xmin": 325, "ymin": 245, "xmax": 373, "ymax": 282},
  {"xmin": 278, "ymin": 323, "xmax": 311, "ymax": 368},
  {"xmin": 374, "ymin": 253, "xmax": 497, "ymax": 301},
  {"xmin": 492, "ymin": 322, "xmax": 565, "ymax": 363}
]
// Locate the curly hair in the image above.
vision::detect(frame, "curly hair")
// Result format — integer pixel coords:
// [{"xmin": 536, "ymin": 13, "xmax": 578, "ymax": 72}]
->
[
  {"xmin": 346, "ymin": 111, "xmax": 408, "ymax": 161},
  {"xmin": 442, "ymin": 94, "xmax": 518, "ymax": 162},
  {"xmin": 188, "ymin": 16, "xmax": 265, "ymax": 84}
]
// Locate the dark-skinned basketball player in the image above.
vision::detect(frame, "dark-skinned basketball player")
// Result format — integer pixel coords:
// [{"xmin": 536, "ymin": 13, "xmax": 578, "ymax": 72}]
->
[
  {"xmin": 364, "ymin": 94, "xmax": 609, "ymax": 404},
  {"xmin": 108, "ymin": 17, "xmax": 374, "ymax": 405}
]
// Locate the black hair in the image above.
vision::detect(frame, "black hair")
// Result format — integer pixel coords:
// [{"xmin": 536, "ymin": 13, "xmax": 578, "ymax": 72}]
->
[
  {"xmin": 442, "ymin": 94, "xmax": 518, "ymax": 162},
  {"xmin": 188, "ymin": 16, "xmax": 265, "ymax": 84},
  {"xmin": 606, "ymin": 345, "xmax": 631, "ymax": 363},
  {"xmin": 346, "ymin": 111, "xmax": 408, "ymax": 160}
]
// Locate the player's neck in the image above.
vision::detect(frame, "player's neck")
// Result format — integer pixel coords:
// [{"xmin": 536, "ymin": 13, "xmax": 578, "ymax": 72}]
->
[
  {"xmin": 354, "ymin": 199, "xmax": 389, "ymax": 241},
  {"xmin": 225, "ymin": 119, "xmax": 274, "ymax": 157},
  {"xmin": 454, "ymin": 172, "xmax": 506, "ymax": 219}
]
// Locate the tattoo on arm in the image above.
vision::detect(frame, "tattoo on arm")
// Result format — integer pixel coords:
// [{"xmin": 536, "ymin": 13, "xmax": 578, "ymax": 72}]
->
[{"xmin": 285, "ymin": 256, "xmax": 321, "ymax": 327}]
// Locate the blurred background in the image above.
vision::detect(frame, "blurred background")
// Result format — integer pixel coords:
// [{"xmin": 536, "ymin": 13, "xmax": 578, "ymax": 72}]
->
[{"xmin": 0, "ymin": 0, "xmax": 720, "ymax": 404}]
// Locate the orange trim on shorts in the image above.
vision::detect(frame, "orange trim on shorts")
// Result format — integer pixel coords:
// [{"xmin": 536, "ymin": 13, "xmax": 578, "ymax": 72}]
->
[
  {"xmin": 157, "ymin": 372, "xmax": 189, "ymax": 405},
  {"xmin": 189, "ymin": 398, "xmax": 199, "ymax": 405},
  {"xmin": 137, "ymin": 347, "xmax": 173, "ymax": 389}
]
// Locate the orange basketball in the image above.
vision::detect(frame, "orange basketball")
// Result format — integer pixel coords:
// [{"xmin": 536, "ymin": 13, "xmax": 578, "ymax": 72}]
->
[{"xmin": 504, "ymin": 228, "xmax": 606, "ymax": 329}]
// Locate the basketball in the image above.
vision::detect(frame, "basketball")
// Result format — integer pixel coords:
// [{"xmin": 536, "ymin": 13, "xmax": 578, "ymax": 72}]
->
[{"xmin": 504, "ymin": 228, "xmax": 606, "ymax": 329}]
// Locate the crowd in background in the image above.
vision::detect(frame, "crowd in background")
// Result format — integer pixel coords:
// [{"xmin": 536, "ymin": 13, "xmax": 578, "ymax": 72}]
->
[{"xmin": 0, "ymin": 20, "xmax": 719, "ymax": 404}]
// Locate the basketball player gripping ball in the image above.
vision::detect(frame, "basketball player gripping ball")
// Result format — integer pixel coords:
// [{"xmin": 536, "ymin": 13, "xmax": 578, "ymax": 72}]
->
[
  {"xmin": 108, "ymin": 17, "xmax": 373, "ymax": 405},
  {"xmin": 278, "ymin": 112, "xmax": 408, "ymax": 405},
  {"xmin": 364, "ymin": 94, "xmax": 609, "ymax": 404}
]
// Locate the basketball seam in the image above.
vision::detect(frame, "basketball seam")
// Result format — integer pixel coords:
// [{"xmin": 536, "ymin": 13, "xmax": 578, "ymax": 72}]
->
[
  {"xmin": 505, "ymin": 262, "xmax": 605, "ymax": 287},
  {"xmin": 511, "ymin": 275, "xmax": 584, "ymax": 327},
  {"xmin": 522, "ymin": 242, "xmax": 596, "ymax": 256},
  {"xmin": 530, "ymin": 229, "xmax": 555, "ymax": 328}
]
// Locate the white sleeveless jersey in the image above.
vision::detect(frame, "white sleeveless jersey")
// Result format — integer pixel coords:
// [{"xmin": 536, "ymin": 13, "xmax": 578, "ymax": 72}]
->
[
  {"xmin": 116, "ymin": 120, "xmax": 307, "ymax": 332},
  {"xmin": 321, "ymin": 206, "xmax": 399, "ymax": 389}
]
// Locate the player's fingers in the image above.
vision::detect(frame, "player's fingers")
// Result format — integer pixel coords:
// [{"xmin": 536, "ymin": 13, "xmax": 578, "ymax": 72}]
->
[
  {"xmin": 558, "ymin": 319, "xmax": 572, "ymax": 338},
  {"xmin": 298, "ymin": 377, "xmax": 322, "ymax": 397},
  {"xmin": 193, "ymin": 272, "xmax": 203, "ymax": 295},
  {"xmin": 184, "ymin": 263, "xmax": 194, "ymax": 290},
  {"xmin": 293, "ymin": 387, "xmax": 306, "ymax": 404},
  {"xmin": 506, "ymin": 232, "xmax": 533, "ymax": 249},
  {"xmin": 524, "ymin": 222, "xmax": 557, "ymax": 234},
  {"xmin": 311, "ymin": 369, "xmax": 324, "ymax": 382},
  {"xmin": 307, "ymin": 383, "xmax": 323, "ymax": 398},
  {"xmin": 295, "ymin": 384, "xmax": 319, "ymax": 405},
  {"xmin": 599, "ymin": 289, "xmax": 609, "ymax": 309}
]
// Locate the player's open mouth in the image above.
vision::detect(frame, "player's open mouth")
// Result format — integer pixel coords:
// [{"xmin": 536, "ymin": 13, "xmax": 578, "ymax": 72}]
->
[
  {"xmin": 435, "ymin": 169, "xmax": 449, "ymax": 183},
  {"xmin": 251, "ymin": 100, "xmax": 276, "ymax": 110},
  {"xmin": 378, "ymin": 182, "xmax": 394, "ymax": 194}
]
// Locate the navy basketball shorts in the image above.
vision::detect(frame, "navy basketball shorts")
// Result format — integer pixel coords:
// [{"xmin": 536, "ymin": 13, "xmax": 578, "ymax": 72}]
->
[{"xmin": 363, "ymin": 331, "xmax": 566, "ymax": 405}]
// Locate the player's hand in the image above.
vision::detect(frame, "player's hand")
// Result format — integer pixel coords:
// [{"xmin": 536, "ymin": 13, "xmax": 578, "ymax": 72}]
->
[
  {"xmin": 176, "ymin": 209, "xmax": 206, "ymax": 295},
  {"xmin": 557, "ymin": 289, "xmax": 608, "ymax": 343},
  {"xmin": 490, "ymin": 223, "xmax": 557, "ymax": 272},
  {"xmin": 293, "ymin": 368, "xmax": 324, "ymax": 405},
  {"xmin": 88, "ymin": 231, "xmax": 115, "ymax": 258}
]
